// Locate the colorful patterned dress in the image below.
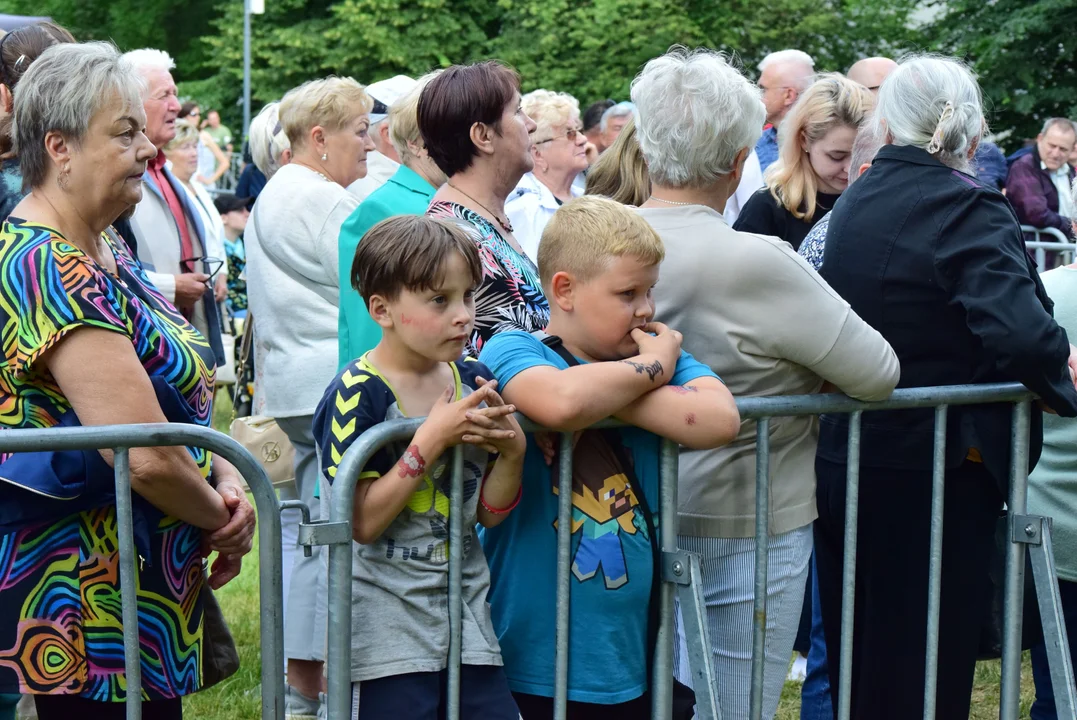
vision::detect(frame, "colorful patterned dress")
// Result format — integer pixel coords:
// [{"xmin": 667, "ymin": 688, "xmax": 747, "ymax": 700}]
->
[
  {"xmin": 426, "ymin": 201, "xmax": 549, "ymax": 357},
  {"xmin": 0, "ymin": 219, "xmax": 216, "ymax": 702}
]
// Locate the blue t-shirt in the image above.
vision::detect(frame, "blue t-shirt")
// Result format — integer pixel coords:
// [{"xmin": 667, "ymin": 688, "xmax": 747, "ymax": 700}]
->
[{"xmin": 477, "ymin": 331, "xmax": 717, "ymax": 703}]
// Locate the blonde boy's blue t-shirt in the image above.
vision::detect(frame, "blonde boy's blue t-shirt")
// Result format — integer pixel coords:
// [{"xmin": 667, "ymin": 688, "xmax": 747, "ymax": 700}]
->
[{"xmin": 478, "ymin": 330, "xmax": 717, "ymax": 703}]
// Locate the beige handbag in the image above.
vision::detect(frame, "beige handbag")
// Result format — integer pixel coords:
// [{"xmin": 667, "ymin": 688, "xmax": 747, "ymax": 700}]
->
[{"xmin": 227, "ymin": 311, "xmax": 295, "ymax": 490}]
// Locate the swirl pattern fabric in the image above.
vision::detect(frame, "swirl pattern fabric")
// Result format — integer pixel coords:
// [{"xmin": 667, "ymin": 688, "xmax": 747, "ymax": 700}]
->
[{"xmin": 0, "ymin": 219, "xmax": 216, "ymax": 702}]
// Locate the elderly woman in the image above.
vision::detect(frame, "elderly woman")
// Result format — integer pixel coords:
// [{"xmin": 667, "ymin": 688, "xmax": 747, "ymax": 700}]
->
[
  {"xmin": 420, "ymin": 61, "xmax": 548, "ymax": 356},
  {"xmin": 816, "ymin": 55, "xmax": 1077, "ymax": 719},
  {"xmin": 584, "ymin": 116, "xmax": 650, "ymax": 206},
  {"xmin": 244, "ymin": 75, "xmax": 373, "ymax": 717},
  {"xmin": 163, "ymin": 119, "xmax": 228, "ymax": 303},
  {"xmin": 734, "ymin": 74, "xmax": 873, "ymax": 251},
  {"xmin": 0, "ymin": 21, "xmax": 74, "ymax": 220},
  {"xmin": 337, "ymin": 71, "xmax": 445, "ymax": 366},
  {"xmin": 631, "ymin": 48, "xmax": 900, "ymax": 719},
  {"xmin": 504, "ymin": 89, "xmax": 588, "ymax": 261},
  {"xmin": 0, "ymin": 42, "xmax": 255, "ymax": 719}
]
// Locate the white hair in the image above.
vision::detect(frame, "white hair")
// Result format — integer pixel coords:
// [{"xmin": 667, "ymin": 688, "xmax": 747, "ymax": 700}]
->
[
  {"xmin": 874, "ymin": 54, "xmax": 984, "ymax": 172},
  {"xmin": 599, "ymin": 101, "xmax": 635, "ymax": 132},
  {"xmin": 121, "ymin": 48, "xmax": 175, "ymax": 76},
  {"xmin": 758, "ymin": 49, "xmax": 815, "ymax": 91},
  {"xmin": 1041, "ymin": 117, "xmax": 1077, "ymax": 137},
  {"xmin": 249, "ymin": 101, "xmax": 290, "ymax": 179},
  {"xmin": 632, "ymin": 47, "xmax": 765, "ymax": 189},
  {"xmin": 15, "ymin": 42, "xmax": 145, "ymax": 188}
]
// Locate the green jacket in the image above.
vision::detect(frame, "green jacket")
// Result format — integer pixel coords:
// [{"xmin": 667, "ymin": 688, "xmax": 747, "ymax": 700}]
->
[{"xmin": 337, "ymin": 164, "xmax": 437, "ymax": 368}]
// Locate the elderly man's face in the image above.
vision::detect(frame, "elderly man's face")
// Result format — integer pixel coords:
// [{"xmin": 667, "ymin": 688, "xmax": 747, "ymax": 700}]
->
[
  {"xmin": 758, "ymin": 64, "xmax": 799, "ymax": 126},
  {"xmin": 1038, "ymin": 125, "xmax": 1076, "ymax": 172},
  {"xmin": 601, "ymin": 115, "xmax": 629, "ymax": 149},
  {"xmin": 143, "ymin": 67, "xmax": 181, "ymax": 149}
]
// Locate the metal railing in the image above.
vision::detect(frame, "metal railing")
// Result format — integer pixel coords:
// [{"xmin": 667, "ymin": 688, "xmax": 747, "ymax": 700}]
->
[
  {"xmin": 0, "ymin": 424, "xmax": 285, "ymax": 720},
  {"xmin": 310, "ymin": 382, "xmax": 1077, "ymax": 720},
  {"xmin": 1023, "ymin": 225, "xmax": 1074, "ymax": 271}
]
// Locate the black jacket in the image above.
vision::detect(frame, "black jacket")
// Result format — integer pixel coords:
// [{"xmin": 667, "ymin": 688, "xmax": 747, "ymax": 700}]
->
[{"xmin": 818, "ymin": 144, "xmax": 1077, "ymax": 488}]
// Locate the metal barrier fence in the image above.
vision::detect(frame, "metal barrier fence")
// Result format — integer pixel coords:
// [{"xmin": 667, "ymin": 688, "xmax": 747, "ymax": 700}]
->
[
  {"xmin": 0, "ymin": 423, "xmax": 285, "ymax": 720},
  {"xmin": 312, "ymin": 382, "xmax": 1077, "ymax": 720},
  {"xmin": 1023, "ymin": 225, "xmax": 1074, "ymax": 271}
]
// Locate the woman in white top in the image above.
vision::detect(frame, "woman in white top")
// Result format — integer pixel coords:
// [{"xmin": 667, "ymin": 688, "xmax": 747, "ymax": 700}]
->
[
  {"xmin": 632, "ymin": 48, "xmax": 901, "ymax": 720},
  {"xmin": 163, "ymin": 120, "xmax": 229, "ymax": 305},
  {"xmin": 243, "ymin": 76, "xmax": 374, "ymax": 717},
  {"xmin": 505, "ymin": 89, "xmax": 588, "ymax": 261}
]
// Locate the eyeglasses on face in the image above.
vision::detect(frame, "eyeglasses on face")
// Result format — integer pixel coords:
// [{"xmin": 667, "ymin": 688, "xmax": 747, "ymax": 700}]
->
[{"xmin": 535, "ymin": 126, "xmax": 586, "ymax": 144}]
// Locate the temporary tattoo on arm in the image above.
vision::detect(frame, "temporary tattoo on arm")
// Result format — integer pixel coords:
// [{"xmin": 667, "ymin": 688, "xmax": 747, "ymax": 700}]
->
[
  {"xmin": 396, "ymin": 445, "xmax": 426, "ymax": 478},
  {"xmin": 685, "ymin": 412, "xmax": 697, "ymax": 426},
  {"xmin": 621, "ymin": 359, "xmax": 664, "ymax": 382},
  {"xmin": 667, "ymin": 385, "xmax": 698, "ymax": 395}
]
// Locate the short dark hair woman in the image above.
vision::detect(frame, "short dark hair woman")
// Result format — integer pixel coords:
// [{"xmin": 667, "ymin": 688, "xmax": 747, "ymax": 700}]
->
[{"xmin": 420, "ymin": 61, "xmax": 549, "ymax": 356}]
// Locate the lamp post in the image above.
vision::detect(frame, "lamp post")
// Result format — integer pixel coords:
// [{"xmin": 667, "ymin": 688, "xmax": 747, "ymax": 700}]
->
[{"xmin": 242, "ymin": 0, "xmax": 264, "ymax": 138}]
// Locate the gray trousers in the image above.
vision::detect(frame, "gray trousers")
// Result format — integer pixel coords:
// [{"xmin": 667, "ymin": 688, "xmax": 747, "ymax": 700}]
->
[{"xmin": 277, "ymin": 414, "xmax": 329, "ymax": 662}]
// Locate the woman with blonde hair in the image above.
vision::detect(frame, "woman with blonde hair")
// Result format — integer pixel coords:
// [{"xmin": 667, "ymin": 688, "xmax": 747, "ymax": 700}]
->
[
  {"xmin": 584, "ymin": 116, "xmax": 651, "ymax": 206},
  {"xmin": 734, "ymin": 73, "xmax": 873, "ymax": 250},
  {"xmin": 505, "ymin": 89, "xmax": 588, "ymax": 260}
]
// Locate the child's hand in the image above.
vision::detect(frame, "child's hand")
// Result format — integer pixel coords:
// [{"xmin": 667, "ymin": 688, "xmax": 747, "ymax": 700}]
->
[
  {"xmin": 629, "ymin": 321, "xmax": 683, "ymax": 384},
  {"xmin": 416, "ymin": 383, "xmax": 503, "ymax": 457},
  {"xmin": 535, "ymin": 431, "xmax": 584, "ymax": 466},
  {"xmin": 463, "ymin": 377, "xmax": 525, "ymax": 458}
]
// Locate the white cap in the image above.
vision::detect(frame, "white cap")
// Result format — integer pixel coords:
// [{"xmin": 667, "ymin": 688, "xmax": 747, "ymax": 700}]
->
[{"xmin": 366, "ymin": 75, "xmax": 416, "ymax": 124}]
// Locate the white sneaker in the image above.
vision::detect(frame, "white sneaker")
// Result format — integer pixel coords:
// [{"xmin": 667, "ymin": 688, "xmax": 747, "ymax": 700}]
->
[{"xmin": 787, "ymin": 654, "xmax": 808, "ymax": 683}]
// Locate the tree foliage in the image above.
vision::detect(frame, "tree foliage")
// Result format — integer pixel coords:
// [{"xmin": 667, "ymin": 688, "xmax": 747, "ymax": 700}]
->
[{"xmin": 7, "ymin": 0, "xmax": 1074, "ymax": 148}]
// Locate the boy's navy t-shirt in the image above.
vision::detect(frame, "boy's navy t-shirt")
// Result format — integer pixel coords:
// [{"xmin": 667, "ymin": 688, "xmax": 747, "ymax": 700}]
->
[{"xmin": 478, "ymin": 330, "xmax": 717, "ymax": 703}]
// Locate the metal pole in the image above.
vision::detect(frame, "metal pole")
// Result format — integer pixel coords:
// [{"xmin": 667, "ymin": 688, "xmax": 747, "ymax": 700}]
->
[
  {"xmin": 749, "ymin": 418, "xmax": 770, "ymax": 720},
  {"xmin": 554, "ymin": 432, "xmax": 574, "ymax": 720},
  {"xmin": 1000, "ymin": 401, "xmax": 1031, "ymax": 720},
  {"xmin": 115, "ymin": 447, "xmax": 142, "ymax": 720},
  {"xmin": 837, "ymin": 411, "xmax": 862, "ymax": 720},
  {"xmin": 922, "ymin": 405, "xmax": 948, "ymax": 719},
  {"xmin": 447, "ymin": 446, "xmax": 464, "ymax": 720},
  {"xmin": 242, "ymin": 0, "xmax": 252, "ymax": 138},
  {"xmin": 652, "ymin": 439, "xmax": 679, "ymax": 720}
]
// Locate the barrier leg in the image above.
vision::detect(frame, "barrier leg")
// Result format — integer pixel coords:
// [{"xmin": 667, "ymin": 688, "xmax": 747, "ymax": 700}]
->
[
  {"xmin": 651, "ymin": 439, "xmax": 678, "ymax": 720},
  {"xmin": 836, "ymin": 411, "xmax": 862, "ymax": 720},
  {"xmin": 1022, "ymin": 516, "xmax": 1077, "ymax": 716},
  {"xmin": 447, "ymin": 447, "xmax": 464, "ymax": 720},
  {"xmin": 748, "ymin": 419, "xmax": 770, "ymax": 720},
  {"xmin": 115, "ymin": 448, "xmax": 142, "ymax": 720},
  {"xmin": 554, "ymin": 432, "xmax": 574, "ymax": 720},
  {"xmin": 922, "ymin": 405, "xmax": 948, "ymax": 720},
  {"xmin": 667, "ymin": 550, "xmax": 722, "ymax": 720},
  {"xmin": 1000, "ymin": 401, "xmax": 1031, "ymax": 720}
]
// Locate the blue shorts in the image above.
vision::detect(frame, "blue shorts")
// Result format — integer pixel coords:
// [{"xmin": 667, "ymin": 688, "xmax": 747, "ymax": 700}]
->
[{"xmin": 353, "ymin": 664, "xmax": 518, "ymax": 720}]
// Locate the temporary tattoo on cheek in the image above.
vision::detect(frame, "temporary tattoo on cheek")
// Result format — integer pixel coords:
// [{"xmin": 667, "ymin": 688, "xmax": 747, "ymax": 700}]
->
[
  {"xmin": 685, "ymin": 413, "xmax": 697, "ymax": 426},
  {"xmin": 668, "ymin": 385, "xmax": 698, "ymax": 395},
  {"xmin": 621, "ymin": 359, "xmax": 664, "ymax": 382},
  {"xmin": 400, "ymin": 314, "xmax": 414, "ymax": 326},
  {"xmin": 397, "ymin": 444, "xmax": 426, "ymax": 478}
]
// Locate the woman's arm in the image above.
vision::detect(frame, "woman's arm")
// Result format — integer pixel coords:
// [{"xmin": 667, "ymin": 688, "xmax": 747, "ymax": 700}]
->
[
  {"xmin": 45, "ymin": 327, "xmax": 231, "ymax": 530},
  {"xmin": 200, "ymin": 132, "xmax": 231, "ymax": 186}
]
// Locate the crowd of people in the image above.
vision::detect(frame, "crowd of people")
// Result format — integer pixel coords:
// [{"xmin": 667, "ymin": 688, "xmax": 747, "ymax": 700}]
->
[{"xmin": 0, "ymin": 16, "xmax": 1077, "ymax": 720}]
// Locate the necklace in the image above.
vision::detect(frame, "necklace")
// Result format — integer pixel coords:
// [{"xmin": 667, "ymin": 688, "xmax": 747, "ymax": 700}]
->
[
  {"xmin": 293, "ymin": 161, "xmax": 331, "ymax": 184},
  {"xmin": 447, "ymin": 182, "xmax": 513, "ymax": 233},
  {"xmin": 649, "ymin": 196, "xmax": 697, "ymax": 207}
]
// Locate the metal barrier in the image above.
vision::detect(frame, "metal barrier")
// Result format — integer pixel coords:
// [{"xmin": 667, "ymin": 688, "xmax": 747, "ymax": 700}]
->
[
  {"xmin": 0, "ymin": 423, "xmax": 285, "ymax": 720},
  {"xmin": 306, "ymin": 381, "xmax": 1077, "ymax": 720},
  {"xmin": 1023, "ymin": 225, "xmax": 1074, "ymax": 271}
]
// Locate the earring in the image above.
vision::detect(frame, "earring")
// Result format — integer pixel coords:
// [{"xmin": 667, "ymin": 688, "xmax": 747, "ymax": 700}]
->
[
  {"xmin": 57, "ymin": 164, "xmax": 70, "ymax": 191},
  {"xmin": 321, "ymin": 153, "xmax": 328, "ymax": 161}
]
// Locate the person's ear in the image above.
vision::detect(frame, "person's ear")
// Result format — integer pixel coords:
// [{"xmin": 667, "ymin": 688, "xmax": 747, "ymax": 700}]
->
[
  {"xmin": 310, "ymin": 125, "xmax": 327, "ymax": 157},
  {"xmin": 379, "ymin": 122, "xmax": 391, "ymax": 146},
  {"xmin": 549, "ymin": 270, "xmax": 576, "ymax": 312},
  {"xmin": 280, "ymin": 148, "xmax": 292, "ymax": 166},
  {"xmin": 0, "ymin": 84, "xmax": 11, "ymax": 114},
  {"xmin": 857, "ymin": 162, "xmax": 871, "ymax": 177},
  {"xmin": 730, "ymin": 146, "xmax": 750, "ymax": 183},
  {"xmin": 967, "ymin": 136, "xmax": 980, "ymax": 161},
  {"xmin": 44, "ymin": 130, "xmax": 72, "ymax": 171},
  {"xmin": 368, "ymin": 294, "xmax": 394, "ymax": 329},
  {"xmin": 469, "ymin": 121, "xmax": 497, "ymax": 158}
]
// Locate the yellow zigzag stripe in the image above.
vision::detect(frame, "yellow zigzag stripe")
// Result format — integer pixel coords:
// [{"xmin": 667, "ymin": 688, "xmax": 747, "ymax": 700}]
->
[
  {"xmin": 341, "ymin": 369, "xmax": 370, "ymax": 389},
  {"xmin": 332, "ymin": 416, "xmax": 356, "ymax": 443},
  {"xmin": 331, "ymin": 444, "xmax": 343, "ymax": 465},
  {"xmin": 336, "ymin": 390, "xmax": 361, "ymax": 415}
]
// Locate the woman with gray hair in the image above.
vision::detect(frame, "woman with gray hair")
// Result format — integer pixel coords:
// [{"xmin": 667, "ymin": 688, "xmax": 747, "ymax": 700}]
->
[
  {"xmin": 816, "ymin": 55, "xmax": 1077, "ymax": 718},
  {"xmin": 632, "ymin": 47, "xmax": 900, "ymax": 719},
  {"xmin": 0, "ymin": 41, "xmax": 255, "ymax": 719}
]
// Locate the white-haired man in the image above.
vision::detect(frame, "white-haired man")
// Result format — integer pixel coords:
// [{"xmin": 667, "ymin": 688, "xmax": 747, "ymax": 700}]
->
[
  {"xmin": 122, "ymin": 48, "xmax": 225, "ymax": 365},
  {"xmin": 755, "ymin": 49, "xmax": 816, "ymax": 172},
  {"xmin": 346, "ymin": 74, "xmax": 415, "ymax": 201}
]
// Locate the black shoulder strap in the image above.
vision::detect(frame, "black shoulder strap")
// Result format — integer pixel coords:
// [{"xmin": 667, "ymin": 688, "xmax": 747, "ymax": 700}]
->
[{"xmin": 541, "ymin": 333, "xmax": 662, "ymax": 686}]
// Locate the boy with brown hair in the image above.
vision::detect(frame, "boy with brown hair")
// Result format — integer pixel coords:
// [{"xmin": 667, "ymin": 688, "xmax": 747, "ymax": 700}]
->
[
  {"xmin": 313, "ymin": 214, "xmax": 524, "ymax": 719},
  {"xmin": 478, "ymin": 195, "xmax": 740, "ymax": 718}
]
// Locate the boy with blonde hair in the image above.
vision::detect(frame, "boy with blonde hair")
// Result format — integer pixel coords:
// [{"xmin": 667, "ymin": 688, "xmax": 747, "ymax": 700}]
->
[
  {"xmin": 478, "ymin": 195, "xmax": 740, "ymax": 717},
  {"xmin": 314, "ymin": 215, "xmax": 525, "ymax": 718}
]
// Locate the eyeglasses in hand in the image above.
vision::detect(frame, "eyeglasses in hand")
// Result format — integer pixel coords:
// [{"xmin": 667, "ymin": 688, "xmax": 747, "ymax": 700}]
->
[{"xmin": 180, "ymin": 255, "xmax": 225, "ymax": 282}]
